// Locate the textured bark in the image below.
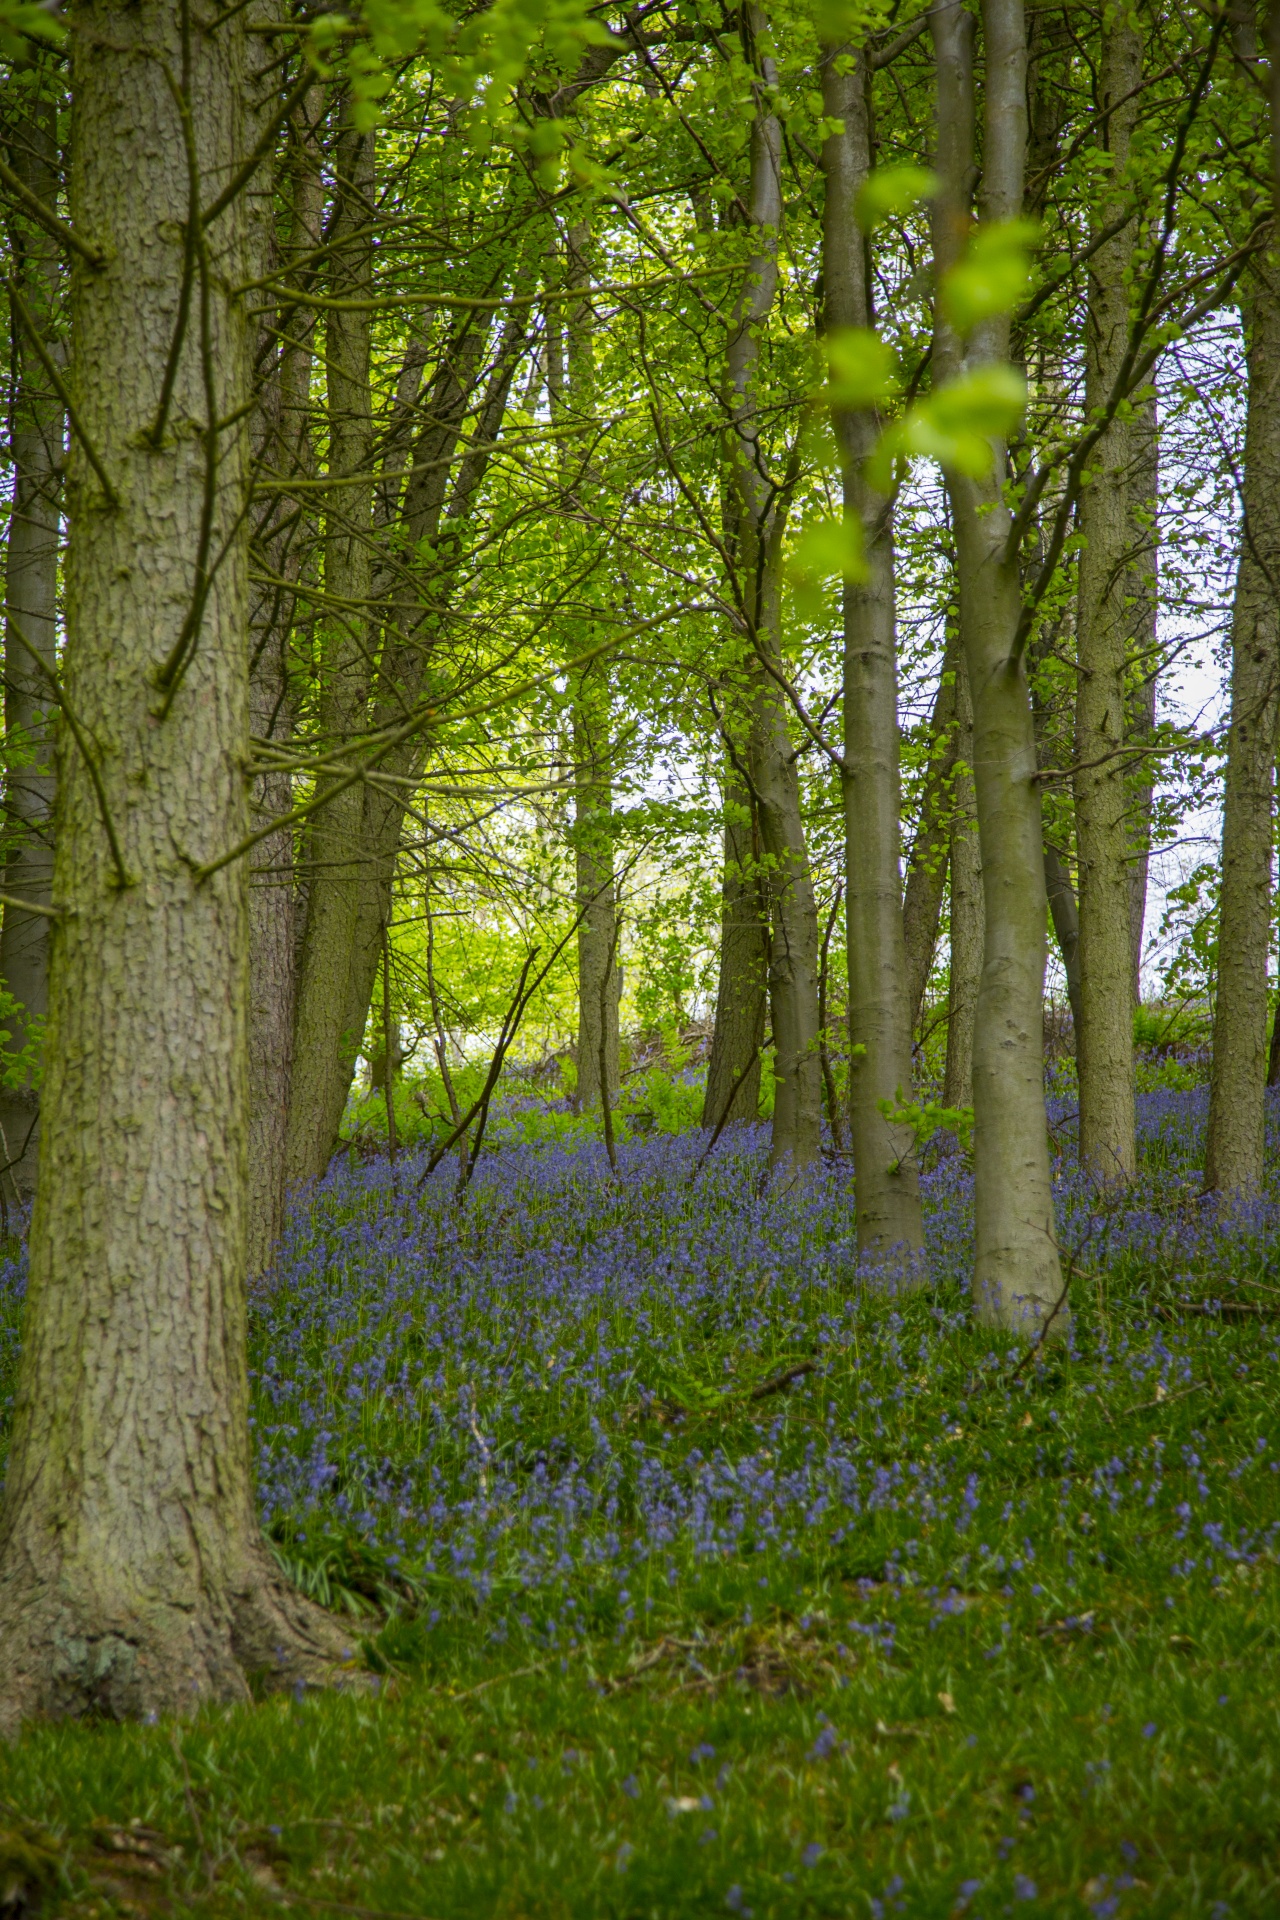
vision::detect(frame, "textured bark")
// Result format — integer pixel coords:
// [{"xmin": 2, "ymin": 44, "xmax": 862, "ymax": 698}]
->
[
  {"xmin": 0, "ymin": 0, "xmax": 344, "ymax": 1735},
  {"xmin": 943, "ymin": 657, "xmax": 982, "ymax": 1110},
  {"xmin": 902, "ymin": 634, "xmax": 960, "ymax": 1033},
  {"xmin": 703, "ymin": 765, "xmax": 768, "ymax": 1128},
  {"xmin": 284, "ymin": 114, "xmax": 376, "ymax": 1189},
  {"xmin": 1073, "ymin": 13, "xmax": 1141, "ymax": 1181},
  {"xmin": 1126, "ymin": 390, "xmax": 1159, "ymax": 1002},
  {"xmin": 822, "ymin": 38, "xmax": 922, "ymax": 1256},
  {"xmin": 244, "ymin": 62, "xmax": 323, "ymax": 1273},
  {"xmin": 932, "ymin": 0, "xmax": 1062, "ymax": 1329},
  {"xmin": 1205, "ymin": 266, "xmax": 1280, "ymax": 1193},
  {"xmin": 0, "ymin": 76, "xmax": 63, "ymax": 1203},
  {"xmin": 729, "ymin": 5, "xmax": 822, "ymax": 1173}
]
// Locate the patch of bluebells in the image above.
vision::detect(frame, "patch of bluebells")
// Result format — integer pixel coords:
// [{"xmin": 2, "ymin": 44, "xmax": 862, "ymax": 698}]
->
[{"xmin": 1, "ymin": 1089, "xmax": 1278, "ymax": 1623}]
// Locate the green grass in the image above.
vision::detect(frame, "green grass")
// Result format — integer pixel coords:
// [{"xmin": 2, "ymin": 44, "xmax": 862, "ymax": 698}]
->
[{"xmin": 2, "ymin": 1285, "xmax": 1277, "ymax": 1918}]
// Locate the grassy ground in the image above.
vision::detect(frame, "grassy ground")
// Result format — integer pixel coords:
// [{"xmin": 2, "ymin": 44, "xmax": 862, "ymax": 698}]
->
[{"xmin": 2, "ymin": 1073, "xmax": 1279, "ymax": 1918}]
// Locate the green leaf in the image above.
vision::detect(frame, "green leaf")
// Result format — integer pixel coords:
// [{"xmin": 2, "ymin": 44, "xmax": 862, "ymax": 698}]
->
[
  {"xmin": 787, "ymin": 515, "xmax": 867, "ymax": 619},
  {"xmin": 823, "ymin": 327, "xmax": 899, "ymax": 410},
  {"xmin": 870, "ymin": 365, "xmax": 1027, "ymax": 484},
  {"xmin": 941, "ymin": 218, "xmax": 1040, "ymax": 336},
  {"xmin": 854, "ymin": 165, "xmax": 939, "ymax": 232}
]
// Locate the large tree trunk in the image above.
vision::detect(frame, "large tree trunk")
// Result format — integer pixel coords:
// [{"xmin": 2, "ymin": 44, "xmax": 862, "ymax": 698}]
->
[
  {"xmin": 284, "ymin": 113, "xmax": 376, "ymax": 1189},
  {"xmin": 932, "ymin": 0, "xmax": 1062, "ymax": 1330},
  {"xmin": 1073, "ymin": 12, "xmax": 1141, "ymax": 1181},
  {"xmin": 703, "ymin": 763, "xmax": 768, "ymax": 1128},
  {"xmin": 729, "ymin": 5, "xmax": 822, "ymax": 1174},
  {"xmin": 822, "ymin": 37, "xmax": 922, "ymax": 1257},
  {"xmin": 943, "ymin": 656, "xmax": 981, "ymax": 1110},
  {"xmin": 0, "ymin": 0, "xmax": 342, "ymax": 1734},
  {"xmin": 0, "ymin": 73, "xmax": 63, "ymax": 1205},
  {"xmin": 1205, "ymin": 268, "xmax": 1280, "ymax": 1192},
  {"xmin": 902, "ymin": 633, "xmax": 960, "ymax": 1033}
]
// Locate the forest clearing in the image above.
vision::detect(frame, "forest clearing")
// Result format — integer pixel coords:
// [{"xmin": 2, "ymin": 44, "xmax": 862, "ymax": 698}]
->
[{"xmin": 2, "ymin": 0, "xmax": 1280, "ymax": 1911}]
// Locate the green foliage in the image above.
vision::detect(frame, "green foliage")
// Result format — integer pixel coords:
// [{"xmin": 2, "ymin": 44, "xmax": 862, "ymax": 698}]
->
[
  {"xmin": 877, "ymin": 1088, "xmax": 973, "ymax": 1156},
  {"xmin": 939, "ymin": 218, "xmax": 1040, "ymax": 336},
  {"xmin": 871, "ymin": 365, "xmax": 1028, "ymax": 485},
  {"xmin": 854, "ymin": 164, "xmax": 938, "ymax": 232}
]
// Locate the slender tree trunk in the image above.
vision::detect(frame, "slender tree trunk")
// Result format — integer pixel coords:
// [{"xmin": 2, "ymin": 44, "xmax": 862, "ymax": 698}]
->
[
  {"xmin": 902, "ymin": 632, "xmax": 960, "ymax": 1033},
  {"xmin": 1205, "ymin": 269, "xmax": 1280, "ymax": 1192},
  {"xmin": 1126, "ymin": 389, "xmax": 1159, "ymax": 1003},
  {"xmin": 284, "ymin": 113, "xmax": 376, "ymax": 1189},
  {"xmin": 1074, "ymin": 12, "xmax": 1141, "ymax": 1181},
  {"xmin": 1043, "ymin": 840, "xmax": 1082, "ymax": 1041},
  {"xmin": 0, "ymin": 73, "xmax": 63, "ymax": 1204},
  {"xmin": 559, "ymin": 222, "xmax": 619, "ymax": 1109},
  {"xmin": 822, "ymin": 36, "xmax": 922, "ymax": 1256},
  {"xmin": 244, "ymin": 63, "xmax": 323, "ymax": 1273},
  {"xmin": 932, "ymin": 0, "xmax": 1062, "ymax": 1329},
  {"xmin": 729, "ymin": 4, "xmax": 822, "ymax": 1173},
  {"xmin": 703, "ymin": 762, "xmax": 768, "ymax": 1127},
  {"xmin": 943, "ymin": 656, "xmax": 982, "ymax": 1110},
  {"xmin": 0, "ymin": 0, "xmax": 342, "ymax": 1734}
]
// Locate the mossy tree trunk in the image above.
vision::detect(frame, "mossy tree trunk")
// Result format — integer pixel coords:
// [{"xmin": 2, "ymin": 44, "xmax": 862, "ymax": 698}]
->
[
  {"xmin": 703, "ymin": 763, "xmax": 768, "ymax": 1129},
  {"xmin": 0, "ymin": 0, "xmax": 343, "ymax": 1735}
]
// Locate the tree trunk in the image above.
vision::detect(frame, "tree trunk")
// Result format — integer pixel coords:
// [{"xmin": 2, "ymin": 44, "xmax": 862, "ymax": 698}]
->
[
  {"xmin": 902, "ymin": 633, "xmax": 960, "ymax": 1034},
  {"xmin": 560, "ymin": 222, "xmax": 619, "ymax": 1110},
  {"xmin": 728, "ymin": 5, "xmax": 822, "ymax": 1174},
  {"xmin": 284, "ymin": 113, "xmax": 376, "ymax": 1189},
  {"xmin": 1205, "ymin": 267, "xmax": 1280, "ymax": 1193},
  {"xmin": 0, "ymin": 73, "xmax": 63, "ymax": 1205},
  {"xmin": 932, "ymin": 0, "xmax": 1062, "ymax": 1330},
  {"xmin": 1043, "ymin": 840, "xmax": 1082, "ymax": 1042},
  {"xmin": 244, "ymin": 63, "xmax": 324, "ymax": 1274},
  {"xmin": 703, "ymin": 764, "xmax": 768, "ymax": 1128},
  {"xmin": 0, "ymin": 0, "xmax": 343, "ymax": 1734},
  {"xmin": 822, "ymin": 36, "xmax": 922, "ymax": 1257},
  {"xmin": 943, "ymin": 656, "xmax": 982, "ymax": 1110},
  {"xmin": 1126, "ymin": 389, "xmax": 1159, "ymax": 1003},
  {"xmin": 1073, "ymin": 11, "xmax": 1141, "ymax": 1181}
]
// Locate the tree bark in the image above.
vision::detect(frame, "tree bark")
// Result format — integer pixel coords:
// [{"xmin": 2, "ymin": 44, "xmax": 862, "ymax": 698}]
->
[
  {"xmin": 728, "ymin": 4, "xmax": 822, "ymax": 1174},
  {"xmin": 931, "ymin": 0, "xmax": 1062, "ymax": 1329},
  {"xmin": 284, "ymin": 112, "xmax": 376, "ymax": 1189},
  {"xmin": 0, "ymin": 72, "xmax": 63, "ymax": 1204},
  {"xmin": 943, "ymin": 655, "xmax": 982, "ymax": 1110},
  {"xmin": 560, "ymin": 222, "xmax": 619, "ymax": 1110},
  {"xmin": 703, "ymin": 762, "xmax": 768, "ymax": 1128},
  {"xmin": 1126, "ymin": 388, "xmax": 1159, "ymax": 1003},
  {"xmin": 1205, "ymin": 266, "xmax": 1280, "ymax": 1192},
  {"xmin": 244, "ymin": 62, "xmax": 324, "ymax": 1273},
  {"xmin": 822, "ymin": 36, "xmax": 922, "ymax": 1257},
  {"xmin": 1043, "ymin": 840, "xmax": 1082, "ymax": 1042},
  {"xmin": 1073, "ymin": 11, "xmax": 1141, "ymax": 1181},
  {"xmin": 902, "ymin": 633, "xmax": 959, "ymax": 1034},
  {"xmin": 0, "ymin": 0, "xmax": 343, "ymax": 1734}
]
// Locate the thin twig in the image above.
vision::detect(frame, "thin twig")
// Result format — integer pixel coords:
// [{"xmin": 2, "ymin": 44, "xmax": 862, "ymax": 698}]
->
[{"xmin": 7, "ymin": 277, "xmax": 117, "ymax": 507}]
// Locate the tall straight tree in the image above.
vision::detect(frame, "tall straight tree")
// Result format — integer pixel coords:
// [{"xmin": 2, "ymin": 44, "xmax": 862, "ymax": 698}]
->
[
  {"xmin": 1205, "ymin": 6, "xmax": 1280, "ymax": 1194},
  {"xmin": 0, "ymin": 0, "xmax": 340, "ymax": 1731},
  {"xmin": 1073, "ymin": 9, "xmax": 1142, "ymax": 1183},
  {"xmin": 727, "ymin": 2, "xmax": 823, "ymax": 1173},
  {"xmin": 930, "ymin": 0, "xmax": 1062, "ymax": 1329},
  {"xmin": 821, "ymin": 33, "xmax": 923, "ymax": 1259},
  {"xmin": 0, "ymin": 63, "xmax": 63, "ymax": 1202}
]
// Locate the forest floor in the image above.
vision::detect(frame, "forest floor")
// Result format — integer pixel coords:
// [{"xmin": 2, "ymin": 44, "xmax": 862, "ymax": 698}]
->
[{"xmin": 2, "ymin": 1065, "xmax": 1279, "ymax": 1917}]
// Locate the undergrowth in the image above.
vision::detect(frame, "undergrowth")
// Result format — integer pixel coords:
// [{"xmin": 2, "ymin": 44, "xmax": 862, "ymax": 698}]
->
[{"xmin": 0, "ymin": 1070, "xmax": 1277, "ymax": 1917}]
